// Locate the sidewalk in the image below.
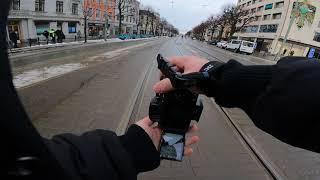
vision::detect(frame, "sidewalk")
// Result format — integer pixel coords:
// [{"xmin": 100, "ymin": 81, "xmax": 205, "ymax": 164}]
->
[{"xmin": 8, "ymin": 37, "xmax": 158, "ymax": 55}]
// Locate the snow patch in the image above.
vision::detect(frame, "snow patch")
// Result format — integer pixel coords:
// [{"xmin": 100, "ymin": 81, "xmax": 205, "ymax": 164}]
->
[{"xmin": 14, "ymin": 63, "xmax": 86, "ymax": 88}]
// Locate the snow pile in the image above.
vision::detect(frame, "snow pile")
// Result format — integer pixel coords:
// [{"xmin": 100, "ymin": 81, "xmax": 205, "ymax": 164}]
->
[{"xmin": 14, "ymin": 63, "xmax": 86, "ymax": 88}]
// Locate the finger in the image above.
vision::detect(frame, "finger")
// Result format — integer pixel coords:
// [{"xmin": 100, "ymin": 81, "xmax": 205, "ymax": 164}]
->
[
  {"xmin": 185, "ymin": 136, "xmax": 199, "ymax": 146},
  {"xmin": 138, "ymin": 117, "xmax": 154, "ymax": 126},
  {"xmin": 184, "ymin": 147, "xmax": 193, "ymax": 156},
  {"xmin": 153, "ymin": 78, "xmax": 175, "ymax": 93},
  {"xmin": 187, "ymin": 124, "xmax": 199, "ymax": 134},
  {"xmin": 168, "ymin": 56, "xmax": 191, "ymax": 69}
]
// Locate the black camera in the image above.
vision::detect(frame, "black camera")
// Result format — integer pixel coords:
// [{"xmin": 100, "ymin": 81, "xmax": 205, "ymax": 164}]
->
[{"xmin": 149, "ymin": 54, "xmax": 203, "ymax": 161}]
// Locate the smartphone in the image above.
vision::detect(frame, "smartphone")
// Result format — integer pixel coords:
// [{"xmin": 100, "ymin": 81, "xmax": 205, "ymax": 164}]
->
[{"xmin": 159, "ymin": 131, "xmax": 185, "ymax": 161}]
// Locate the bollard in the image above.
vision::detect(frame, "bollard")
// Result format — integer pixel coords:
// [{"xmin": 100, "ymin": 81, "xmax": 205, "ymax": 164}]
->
[
  {"xmin": 75, "ymin": 35, "xmax": 77, "ymax": 41},
  {"xmin": 37, "ymin": 37, "xmax": 40, "ymax": 45}
]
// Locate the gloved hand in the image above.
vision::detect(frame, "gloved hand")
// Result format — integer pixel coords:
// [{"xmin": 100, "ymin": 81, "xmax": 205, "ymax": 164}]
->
[{"xmin": 153, "ymin": 56, "xmax": 224, "ymax": 97}]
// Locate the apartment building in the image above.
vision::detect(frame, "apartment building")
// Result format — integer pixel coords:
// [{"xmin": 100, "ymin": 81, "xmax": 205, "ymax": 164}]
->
[
  {"xmin": 7, "ymin": 0, "xmax": 117, "ymax": 44},
  {"xmin": 235, "ymin": 0, "xmax": 320, "ymax": 58},
  {"xmin": 83, "ymin": 0, "xmax": 117, "ymax": 37},
  {"xmin": 114, "ymin": 0, "xmax": 140, "ymax": 34}
]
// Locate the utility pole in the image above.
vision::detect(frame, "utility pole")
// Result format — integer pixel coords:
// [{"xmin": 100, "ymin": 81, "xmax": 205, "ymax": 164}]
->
[
  {"xmin": 274, "ymin": 0, "xmax": 299, "ymax": 61},
  {"xmin": 170, "ymin": 0, "xmax": 174, "ymax": 8}
]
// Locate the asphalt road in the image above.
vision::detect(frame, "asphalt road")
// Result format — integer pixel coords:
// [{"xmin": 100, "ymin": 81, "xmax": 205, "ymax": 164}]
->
[{"xmin": 20, "ymin": 37, "xmax": 320, "ymax": 180}]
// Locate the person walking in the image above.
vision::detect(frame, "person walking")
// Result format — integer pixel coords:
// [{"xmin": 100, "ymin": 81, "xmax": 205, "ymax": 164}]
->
[{"xmin": 9, "ymin": 30, "xmax": 18, "ymax": 48}]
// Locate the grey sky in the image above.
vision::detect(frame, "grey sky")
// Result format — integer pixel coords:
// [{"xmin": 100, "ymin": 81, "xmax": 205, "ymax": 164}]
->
[{"xmin": 139, "ymin": 0, "xmax": 237, "ymax": 33}]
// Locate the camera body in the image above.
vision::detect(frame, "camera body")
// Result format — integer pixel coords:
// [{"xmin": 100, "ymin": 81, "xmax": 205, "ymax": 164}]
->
[
  {"xmin": 149, "ymin": 90, "xmax": 203, "ymax": 133},
  {"xmin": 149, "ymin": 54, "xmax": 204, "ymax": 161}
]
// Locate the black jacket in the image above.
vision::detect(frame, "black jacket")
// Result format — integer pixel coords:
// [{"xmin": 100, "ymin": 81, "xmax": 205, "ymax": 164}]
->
[
  {"xmin": 210, "ymin": 57, "xmax": 320, "ymax": 153},
  {"xmin": 45, "ymin": 125, "xmax": 160, "ymax": 180}
]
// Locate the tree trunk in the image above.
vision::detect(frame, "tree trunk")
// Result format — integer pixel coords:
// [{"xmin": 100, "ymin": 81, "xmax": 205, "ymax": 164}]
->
[
  {"xmin": 118, "ymin": 3, "xmax": 122, "ymax": 35},
  {"xmin": 84, "ymin": 17, "xmax": 87, "ymax": 43},
  {"xmin": 218, "ymin": 26, "xmax": 225, "ymax": 41},
  {"xmin": 229, "ymin": 24, "xmax": 237, "ymax": 39}
]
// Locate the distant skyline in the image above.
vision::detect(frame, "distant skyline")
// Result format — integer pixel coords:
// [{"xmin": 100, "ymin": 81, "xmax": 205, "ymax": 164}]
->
[{"xmin": 139, "ymin": 0, "xmax": 237, "ymax": 33}]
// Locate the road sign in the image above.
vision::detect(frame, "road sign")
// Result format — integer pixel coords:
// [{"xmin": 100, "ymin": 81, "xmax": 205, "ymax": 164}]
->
[{"xmin": 308, "ymin": 47, "xmax": 316, "ymax": 59}]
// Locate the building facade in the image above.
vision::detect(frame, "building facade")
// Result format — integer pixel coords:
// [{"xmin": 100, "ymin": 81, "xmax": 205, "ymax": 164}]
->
[
  {"xmin": 235, "ymin": 0, "xmax": 320, "ymax": 58},
  {"xmin": 7, "ymin": 0, "xmax": 118, "ymax": 44},
  {"xmin": 114, "ymin": 0, "xmax": 140, "ymax": 34},
  {"xmin": 83, "ymin": 0, "xmax": 117, "ymax": 37},
  {"xmin": 138, "ymin": 10, "xmax": 160, "ymax": 35}
]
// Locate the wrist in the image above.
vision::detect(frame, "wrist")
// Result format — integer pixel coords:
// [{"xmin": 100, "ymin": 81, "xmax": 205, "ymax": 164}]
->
[{"xmin": 199, "ymin": 61, "xmax": 225, "ymax": 97}]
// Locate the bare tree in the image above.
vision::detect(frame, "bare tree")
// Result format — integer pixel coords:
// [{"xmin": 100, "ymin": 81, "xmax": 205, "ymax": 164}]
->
[
  {"xmin": 223, "ymin": 4, "xmax": 254, "ymax": 38},
  {"xmin": 116, "ymin": 0, "xmax": 127, "ymax": 34},
  {"xmin": 206, "ymin": 16, "xmax": 220, "ymax": 40},
  {"xmin": 192, "ymin": 21, "xmax": 209, "ymax": 41},
  {"xmin": 82, "ymin": 1, "xmax": 96, "ymax": 43}
]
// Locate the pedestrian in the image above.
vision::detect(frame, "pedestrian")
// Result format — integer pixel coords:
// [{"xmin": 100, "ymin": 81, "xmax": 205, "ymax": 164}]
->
[
  {"xmin": 42, "ymin": 30, "xmax": 49, "ymax": 44},
  {"xmin": 9, "ymin": 30, "xmax": 18, "ymax": 48},
  {"xmin": 99, "ymin": 29, "xmax": 103, "ymax": 39},
  {"xmin": 49, "ymin": 29, "xmax": 56, "ymax": 43},
  {"xmin": 154, "ymin": 55, "xmax": 320, "ymax": 153},
  {"xmin": 77, "ymin": 30, "xmax": 81, "ymax": 40}
]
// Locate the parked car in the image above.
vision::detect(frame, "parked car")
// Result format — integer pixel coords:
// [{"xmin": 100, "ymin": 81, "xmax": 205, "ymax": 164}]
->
[
  {"xmin": 226, "ymin": 40, "xmax": 242, "ymax": 52},
  {"xmin": 216, "ymin": 41, "xmax": 228, "ymax": 48},
  {"xmin": 207, "ymin": 40, "xmax": 218, "ymax": 45},
  {"xmin": 239, "ymin": 41, "xmax": 256, "ymax": 55}
]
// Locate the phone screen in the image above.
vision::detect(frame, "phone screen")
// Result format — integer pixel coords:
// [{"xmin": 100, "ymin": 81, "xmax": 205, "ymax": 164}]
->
[{"xmin": 160, "ymin": 132, "xmax": 185, "ymax": 161}]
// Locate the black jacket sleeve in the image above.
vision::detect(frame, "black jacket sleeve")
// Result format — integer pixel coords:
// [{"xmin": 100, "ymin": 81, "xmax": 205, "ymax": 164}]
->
[
  {"xmin": 211, "ymin": 57, "xmax": 320, "ymax": 153},
  {"xmin": 44, "ymin": 125, "xmax": 160, "ymax": 180}
]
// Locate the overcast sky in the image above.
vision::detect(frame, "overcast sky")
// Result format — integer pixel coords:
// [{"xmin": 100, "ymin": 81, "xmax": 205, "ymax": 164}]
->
[{"xmin": 139, "ymin": 0, "xmax": 237, "ymax": 33}]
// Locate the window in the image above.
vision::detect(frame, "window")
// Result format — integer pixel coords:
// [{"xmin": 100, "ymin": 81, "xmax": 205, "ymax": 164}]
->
[
  {"xmin": 68, "ymin": 22, "xmax": 77, "ymax": 33},
  {"xmin": 255, "ymin": 16, "xmax": 262, "ymax": 21},
  {"xmin": 259, "ymin": 24, "xmax": 278, "ymax": 33},
  {"xmin": 96, "ymin": 10, "xmax": 100, "ymax": 18},
  {"xmin": 251, "ymin": 8, "xmax": 256, "ymax": 14},
  {"xmin": 56, "ymin": 1, "xmax": 63, "ymax": 13},
  {"xmin": 257, "ymin": 6, "xmax": 263, "ymax": 11},
  {"xmin": 247, "ymin": 1, "xmax": 251, "ymax": 6},
  {"xmin": 35, "ymin": 0, "xmax": 45, "ymax": 12},
  {"xmin": 273, "ymin": 13, "xmax": 282, "ymax": 19},
  {"xmin": 263, "ymin": 14, "xmax": 271, "ymax": 20},
  {"xmin": 11, "ymin": 0, "xmax": 20, "ymax": 10},
  {"xmin": 241, "ymin": 25, "xmax": 259, "ymax": 33},
  {"xmin": 72, "ymin": 3, "xmax": 78, "ymax": 15},
  {"xmin": 35, "ymin": 22, "xmax": 49, "ymax": 35},
  {"xmin": 314, "ymin": 32, "xmax": 320, "ymax": 42},
  {"xmin": 265, "ymin": 3, "xmax": 273, "ymax": 10},
  {"xmin": 252, "ymin": 0, "xmax": 256, "ymax": 4},
  {"xmin": 275, "ymin": 1, "xmax": 284, "ymax": 8}
]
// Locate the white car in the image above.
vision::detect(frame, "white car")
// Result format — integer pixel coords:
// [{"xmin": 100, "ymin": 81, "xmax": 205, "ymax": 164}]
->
[
  {"xmin": 226, "ymin": 40, "xmax": 242, "ymax": 51},
  {"xmin": 216, "ymin": 41, "xmax": 228, "ymax": 48},
  {"xmin": 240, "ymin": 41, "xmax": 256, "ymax": 55}
]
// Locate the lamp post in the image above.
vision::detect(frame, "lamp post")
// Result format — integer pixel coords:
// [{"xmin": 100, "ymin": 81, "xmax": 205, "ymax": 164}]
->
[{"xmin": 274, "ymin": 0, "xmax": 300, "ymax": 60}]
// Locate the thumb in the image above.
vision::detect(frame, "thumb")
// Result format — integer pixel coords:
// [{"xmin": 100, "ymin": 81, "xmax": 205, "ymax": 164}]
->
[{"xmin": 153, "ymin": 78, "xmax": 175, "ymax": 93}]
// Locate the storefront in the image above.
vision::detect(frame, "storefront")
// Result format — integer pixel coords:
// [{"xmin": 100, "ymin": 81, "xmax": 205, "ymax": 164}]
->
[
  {"xmin": 35, "ymin": 21, "xmax": 50, "ymax": 36},
  {"xmin": 256, "ymin": 38, "xmax": 273, "ymax": 52},
  {"xmin": 88, "ymin": 23, "xmax": 104, "ymax": 36},
  {"xmin": 7, "ymin": 20, "xmax": 22, "ymax": 40}
]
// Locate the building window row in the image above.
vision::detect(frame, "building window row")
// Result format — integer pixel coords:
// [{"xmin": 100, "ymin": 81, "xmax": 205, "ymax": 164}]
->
[
  {"xmin": 241, "ymin": 24, "xmax": 278, "ymax": 33},
  {"xmin": 253, "ymin": 12, "xmax": 282, "ymax": 21},
  {"xmin": 259, "ymin": 24, "xmax": 278, "ymax": 33},
  {"xmin": 239, "ymin": 1, "xmax": 284, "ymax": 11}
]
